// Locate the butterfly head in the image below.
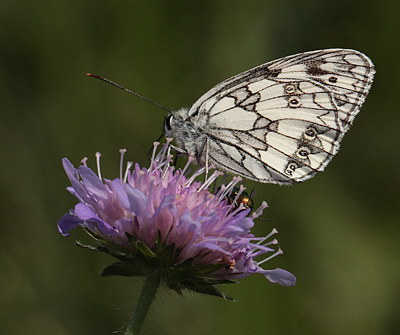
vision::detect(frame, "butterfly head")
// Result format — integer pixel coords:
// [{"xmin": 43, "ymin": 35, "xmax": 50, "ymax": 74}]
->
[{"xmin": 164, "ymin": 115, "xmax": 174, "ymax": 137}]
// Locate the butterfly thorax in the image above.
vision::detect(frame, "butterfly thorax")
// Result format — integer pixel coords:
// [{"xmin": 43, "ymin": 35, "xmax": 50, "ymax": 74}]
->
[{"xmin": 165, "ymin": 108, "xmax": 207, "ymax": 163}]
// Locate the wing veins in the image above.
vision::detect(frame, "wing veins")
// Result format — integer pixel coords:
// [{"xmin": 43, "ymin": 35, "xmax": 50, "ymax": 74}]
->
[{"xmin": 208, "ymin": 131, "xmax": 322, "ymax": 175}]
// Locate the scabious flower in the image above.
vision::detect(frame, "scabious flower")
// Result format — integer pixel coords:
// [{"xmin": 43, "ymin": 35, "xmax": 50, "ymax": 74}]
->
[{"xmin": 58, "ymin": 140, "xmax": 295, "ymax": 301}]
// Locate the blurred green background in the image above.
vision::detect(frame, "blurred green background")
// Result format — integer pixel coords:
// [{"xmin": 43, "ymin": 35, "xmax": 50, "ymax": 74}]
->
[{"xmin": 1, "ymin": 1, "xmax": 399, "ymax": 334}]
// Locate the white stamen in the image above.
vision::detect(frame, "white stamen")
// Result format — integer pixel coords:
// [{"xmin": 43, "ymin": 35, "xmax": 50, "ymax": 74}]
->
[
  {"xmin": 216, "ymin": 184, "xmax": 227, "ymax": 197},
  {"xmin": 157, "ymin": 139, "xmax": 172, "ymax": 166},
  {"xmin": 217, "ymin": 178, "xmax": 236, "ymax": 203},
  {"xmin": 251, "ymin": 201, "xmax": 268, "ymax": 219},
  {"xmin": 256, "ymin": 228, "xmax": 278, "ymax": 245},
  {"xmin": 119, "ymin": 149, "xmax": 127, "ymax": 182},
  {"xmin": 257, "ymin": 248, "xmax": 283, "ymax": 265},
  {"xmin": 228, "ymin": 184, "xmax": 245, "ymax": 213},
  {"xmin": 205, "ymin": 184, "xmax": 227, "ymax": 210},
  {"xmin": 151, "ymin": 140, "xmax": 173, "ymax": 175},
  {"xmin": 161, "ymin": 154, "xmax": 174, "ymax": 180},
  {"xmin": 124, "ymin": 161, "xmax": 133, "ymax": 183},
  {"xmin": 149, "ymin": 142, "xmax": 160, "ymax": 173},
  {"xmin": 222, "ymin": 202, "xmax": 248, "ymax": 223},
  {"xmin": 198, "ymin": 169, "xmax": 223, "ymax": 191},
  {"xmin": 204, "ymin": 138, "xmax": 210, "ymax": 181},
  {"xmin": 81, "ymin": 157, "xmax": 88, "ymax": 167},
  {"xmin": 212, "ymin": 173, "xmax": 229, "ymax": 194},
  {"xmin": 219, "ymin": 177, "xmax": 242, "ymax": 210},
  {"xmin": 183, "ymin": 160, "xmax": 206, "ymax": 186},
  {"xmin": 95, "ymin": 152, "xmax": 102, "ymax": 180}
]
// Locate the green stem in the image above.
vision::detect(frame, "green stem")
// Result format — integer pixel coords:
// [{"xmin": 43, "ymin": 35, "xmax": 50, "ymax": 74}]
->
[{"xmin": 125, "ymin": 271, "xmax": 161, "ymax": 335}]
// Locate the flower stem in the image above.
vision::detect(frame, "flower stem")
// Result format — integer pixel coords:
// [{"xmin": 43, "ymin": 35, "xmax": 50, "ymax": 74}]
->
[{"xmin": 125, "ymin": 271, "xmax": 161, "ymax": 335}]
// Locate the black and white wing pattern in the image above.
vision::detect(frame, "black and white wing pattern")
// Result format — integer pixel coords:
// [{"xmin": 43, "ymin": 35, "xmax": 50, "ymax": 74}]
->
[{"xmin": 166, "ymin": 49, "xmax": 375, "ymax": 184}]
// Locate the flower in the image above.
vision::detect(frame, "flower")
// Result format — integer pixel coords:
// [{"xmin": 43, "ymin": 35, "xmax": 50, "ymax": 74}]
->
[{"xmin": 58, "ymin": 140, "xmax": 295, "ymax": 299}]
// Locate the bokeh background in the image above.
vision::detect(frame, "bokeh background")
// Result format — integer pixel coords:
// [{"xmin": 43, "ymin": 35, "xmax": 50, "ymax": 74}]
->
[{"xmin": 1, "ymin": 1, "xmax": 399, "ymax": 334}]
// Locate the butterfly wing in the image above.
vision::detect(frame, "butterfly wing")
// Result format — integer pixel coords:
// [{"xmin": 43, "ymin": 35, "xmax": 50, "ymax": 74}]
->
[{"xmin": 187, "ymin": 49, "xmax": 375, "ymax": 184}]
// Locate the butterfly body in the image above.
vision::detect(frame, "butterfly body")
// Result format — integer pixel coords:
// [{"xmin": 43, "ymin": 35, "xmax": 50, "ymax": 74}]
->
[{"xmin": 164, "ymin": 49, "xmax": 374, "ymax": 184}]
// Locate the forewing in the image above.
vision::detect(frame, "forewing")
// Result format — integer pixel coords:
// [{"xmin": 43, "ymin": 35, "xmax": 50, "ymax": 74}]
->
[{"xmin": 188, "ymin": 49, "xmax": 374, "ymax": 184}]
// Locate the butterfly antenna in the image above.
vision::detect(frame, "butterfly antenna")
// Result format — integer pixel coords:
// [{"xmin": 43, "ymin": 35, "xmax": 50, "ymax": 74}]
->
[{"xmin": 87, "ymin": 73, "xmax": 172, "ymax": 113}]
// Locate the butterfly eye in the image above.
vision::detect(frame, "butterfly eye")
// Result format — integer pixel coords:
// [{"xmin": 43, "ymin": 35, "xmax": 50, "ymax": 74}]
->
[
  {"xmin": 304, "ymin": 127, "xmax": 317, "ymax": 141},
  {"xmin": 296, "ymin": 147, "xmax": 311, "ymax": 159},
  {"xmin": 285, "ymin": 84, "xmax": 296, "ymax": 94},
  {"xmin": 164, "ymin": 115, "xmax": 173, "ymax": 132}
]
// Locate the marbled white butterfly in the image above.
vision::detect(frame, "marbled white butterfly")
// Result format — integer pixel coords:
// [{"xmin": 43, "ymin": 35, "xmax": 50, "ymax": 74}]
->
[{"xmin": 164, "ymin": 49, "xmax": 375, "ymax": 184}]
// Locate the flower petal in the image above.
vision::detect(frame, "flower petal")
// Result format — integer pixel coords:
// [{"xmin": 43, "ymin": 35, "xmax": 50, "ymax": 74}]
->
[
  {"xmin": 78, "ymin": 166, "xmax": 111, "ymax": 201},
  {"xmin": 261, "ymin": 268, "xmax": 297, "ymax": 286},
  {"xmin": 74, "ymin": 203, "xmax": 119, "ymax": 236},
  {"xmin": 62, "ymin": 158, "xmax": 89, "ymax": 202},
  {"xmin": 57, "ymin": 213, "xmax": 83, "ymax": 237},
  {"xmin": 112, "ymin": 179, "xmax": 150, "ymax": 220}
]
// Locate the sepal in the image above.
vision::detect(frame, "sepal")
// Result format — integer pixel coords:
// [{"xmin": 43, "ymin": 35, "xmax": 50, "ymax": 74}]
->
[{"xmin": 101, "ymin": 261, "xmax": 150, "ymax": 277}]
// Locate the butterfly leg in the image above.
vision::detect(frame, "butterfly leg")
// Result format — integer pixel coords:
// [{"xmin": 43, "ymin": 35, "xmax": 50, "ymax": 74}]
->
[
  {"xmin": 169, "ymin": 144, "xmax": 188, "ymax": 155},
  {"xmin": 205, "ymin": 138, "xmax": 210, "ymax": 180},
  {"xmin": 196, "ymin": 137, "xmax": 210, "ymax": 180}
]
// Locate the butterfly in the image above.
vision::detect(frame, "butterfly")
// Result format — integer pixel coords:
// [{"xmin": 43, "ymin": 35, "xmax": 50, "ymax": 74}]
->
[{"xmin": 163, "ymin": 49, "xmax": 375, "ymax": 184}]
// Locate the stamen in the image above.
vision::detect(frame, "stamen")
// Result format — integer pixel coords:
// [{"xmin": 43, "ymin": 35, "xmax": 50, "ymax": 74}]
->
[
  {"xmin": 222, "ymin": 202, "xmax": 248, "ymax": 222},
  {"xmin": 219, "ymin": 178, "xmax": 243, "ymax": 221},
  {"xmin": 228, "ymin": 184, "xmax": 246, "ymax": 213},
  {"xmin": 95, "ymin": 152, "xmax": 102, "ymax": 180},
  {"xmin": 256, "ymin": 228, "xmax": 278, "ymax": 245},
  {"xmin": 257, "ymin": 248, "xmax": 283, "ymax": 265},
  {"xmin": 212, "ymin": 173, "xmax": 229, "ymax": 194},
  {"xmin": 81, "ymin": 157, "xmax": 88, "ymax": 167},
  {"xmin": 206, "ymin": 184, "xmax": 227, "ymax": 210},
  {"xmin": 198, "ymin": 169, "xmax": 223, "ymax": 191},
  {"xmin": 251, "ymin": 201, "xmax": 268, "ymax": 219},
  {"xmin": 217, "ymin": 183, "xmax": 233, "ymax": 203},
  {"xmin": 161, "ymin": 154, "xmax": 174, "ymax": 180},
  {"xmin": 151, "ymin": 140, "xmax": 173, "ymax": 174},
  {"xmin": 267, "ymin": 238, "xmax": 279, "ymax": 246},
  {"xmin": 216, "ymin": 184, "xmax": 227, "ymax": 197},
  {"xmin": 182, "ymin": 158, "xmax": 201, "ymax": 186},
  {"xmin": 158, "ymin": 139, "xmax": 172, "ymax": 166},
  {"xmin": 159, "ymin": 152, "xmax": 174, "ymax": 171},
  {"xmin": 124, "ymin": 161, "xmax": 133, "ymax": 183},
  {"xmin": 149, "ymin": 142, "xmax": 160, "ymax": 173},
  {"xmin": 119, "ymin": 149, "xmax": 127, "ymax": 182}
]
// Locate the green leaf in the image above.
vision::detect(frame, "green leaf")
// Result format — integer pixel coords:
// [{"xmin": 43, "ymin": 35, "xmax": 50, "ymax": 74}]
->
[
  {"xmin": 125, "ymin": 232, "xmax": 138, "ymax": 251},
  {"xmin": 136, "ymin": 241, "xmax": 157, "ymax": 258},
  {"xmin": 180, "ymin": 279, "xmax": 235, "ymax": 300},
  {"xmin": 101, "ymin": 261, "xmax": 149, "ymax": 277},
  {"xmin": 173, "ymin": 258, "xmax": 194, "ymax": 270},
  {"xmin": 96, "ymin": 245, "xmax": 133, "ymax": 262},
  {"xmin": 156, "ymin": 243, "xmax": 176, "ymax": 267},
  {"xmin": 153, "ymin": 230, "xmax": 164, "ymax": 253},
  {"xmin": 75, "ymin": 240, "xmax": 98, "ymax": 251},
  {"xmin": 83, "ymin": 228, "xmax": 131, "ymax": 254}
]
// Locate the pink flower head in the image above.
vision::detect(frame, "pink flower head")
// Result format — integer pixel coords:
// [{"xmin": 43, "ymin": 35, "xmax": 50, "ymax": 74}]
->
[{"xmin": 58, "ymin": 140, "xmax": 295, "ymax": 299}]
